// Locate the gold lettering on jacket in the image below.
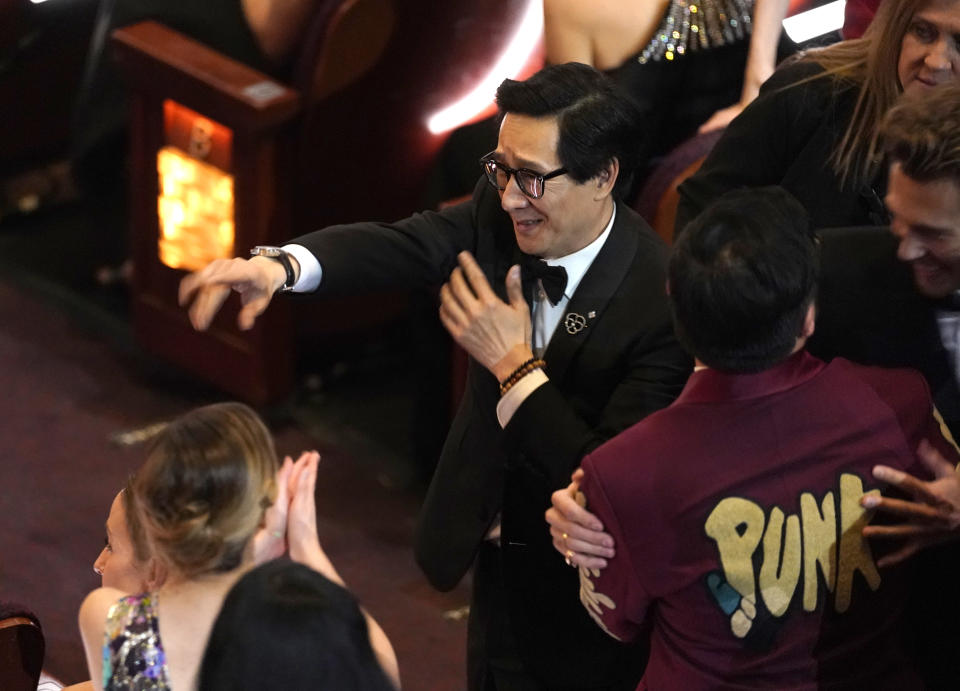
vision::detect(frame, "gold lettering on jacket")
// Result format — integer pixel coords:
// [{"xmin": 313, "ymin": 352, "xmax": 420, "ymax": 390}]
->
[{"xmin": 704, "ymin": 473, "xmax": 881, "ymax": 639}]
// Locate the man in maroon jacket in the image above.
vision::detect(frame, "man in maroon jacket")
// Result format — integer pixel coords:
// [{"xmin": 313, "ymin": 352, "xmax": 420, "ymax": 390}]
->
[{"xmin": 559, "ymin": 186, "xmax": 960, "ymax": 689}]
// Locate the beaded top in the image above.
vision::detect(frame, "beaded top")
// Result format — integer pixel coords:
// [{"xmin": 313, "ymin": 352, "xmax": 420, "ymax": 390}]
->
[
  {"xmin": 638, "ymin": 0, "xmax": 754, "ymax": 63},
  {"xmin": 103, "ymin": 593, "xmax": 170, "ymax": 691}
]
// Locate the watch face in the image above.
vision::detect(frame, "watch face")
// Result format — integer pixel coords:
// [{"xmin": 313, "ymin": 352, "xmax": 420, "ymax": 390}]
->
[{"xmin": 251, "ymin": 246, "xmax": 282, "ymax": 258}]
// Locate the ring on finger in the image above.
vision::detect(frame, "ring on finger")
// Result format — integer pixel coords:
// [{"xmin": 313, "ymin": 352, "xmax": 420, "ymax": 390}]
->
[{"xmin": 565, "ymin": 549, "xmax": 575, "ymax": 567}]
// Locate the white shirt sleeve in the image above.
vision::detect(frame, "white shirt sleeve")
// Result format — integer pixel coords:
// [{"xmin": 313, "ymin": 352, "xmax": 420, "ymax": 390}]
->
[
  {"xmin": 496, "ymin": 368, "xmax": 549, "ymax": 428},
  {"xmin": 282, "ymin": 243, "xmax": 323, "ymax": 293}
]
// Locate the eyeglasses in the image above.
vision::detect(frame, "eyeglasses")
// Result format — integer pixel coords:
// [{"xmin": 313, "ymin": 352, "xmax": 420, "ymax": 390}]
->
[{"xmin": 479, "ymin": 154, "xmax": 567, "ymax": 199}]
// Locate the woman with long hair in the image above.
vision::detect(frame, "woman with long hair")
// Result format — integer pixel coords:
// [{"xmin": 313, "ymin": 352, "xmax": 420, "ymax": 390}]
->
[{"xmin": 676, "ymin": 0, "xmax": 960, "ymax": 232}]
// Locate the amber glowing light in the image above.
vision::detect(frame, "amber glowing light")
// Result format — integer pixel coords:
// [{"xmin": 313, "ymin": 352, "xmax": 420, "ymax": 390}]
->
[{"xmin": 157, "ymin": 101, "xmax": 235, "ymax": 272}]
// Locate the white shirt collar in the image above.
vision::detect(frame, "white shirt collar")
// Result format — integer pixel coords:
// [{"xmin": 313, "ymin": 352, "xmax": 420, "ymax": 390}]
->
[{"xmin": 543, "ymin": 205, "xmax": 616, "ymax": 299}]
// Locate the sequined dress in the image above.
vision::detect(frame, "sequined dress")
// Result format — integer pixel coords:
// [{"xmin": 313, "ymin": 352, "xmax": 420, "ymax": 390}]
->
[
  {"xmin": 102, "ymin": 593, "xmax": 171, "ymax": 691},
  {"xmin": 637, "ymin": 0, "xmax": 754, "ymax": 63}
]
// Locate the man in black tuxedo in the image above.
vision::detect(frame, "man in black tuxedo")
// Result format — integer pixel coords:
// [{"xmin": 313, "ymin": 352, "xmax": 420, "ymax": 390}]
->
[
  {"xmin": 180, "ymin": 63, "xmax": 691, "ymax": 690},
  {"xmin": 810, "ymin": 228, "xmax": 960, "ymax": 440}
]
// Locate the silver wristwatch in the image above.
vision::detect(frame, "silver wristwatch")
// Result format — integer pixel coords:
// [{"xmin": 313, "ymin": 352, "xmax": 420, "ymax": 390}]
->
[{"xmin": 250, "ymin": 246, "xmax": 296, "ymax": 293}]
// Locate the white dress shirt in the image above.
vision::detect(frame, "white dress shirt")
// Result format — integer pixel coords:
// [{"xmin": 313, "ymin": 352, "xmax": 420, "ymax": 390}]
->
[{"xmin": 937, "ymin": 296, "xmax": 960, "ymax": 388}]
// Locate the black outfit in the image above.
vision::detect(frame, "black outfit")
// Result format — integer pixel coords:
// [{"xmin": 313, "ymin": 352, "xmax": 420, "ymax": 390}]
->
[
  {"xmin": 293, "ymin": 177, "xmax": 692, "ymax": 689},
  {"xmin": 607, "ymin": 33, "xmax": 795, "ymax": 188},
  {"xmin": 809, "ymin": 226, "xmax": 960, "ymax": 440},
  {"xmin": 675, "ymin": 60, "xmax": 890, "ymax": 235}
]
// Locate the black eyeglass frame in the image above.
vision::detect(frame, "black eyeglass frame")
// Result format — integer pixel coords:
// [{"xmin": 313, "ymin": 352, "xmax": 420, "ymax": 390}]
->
[{"xmin": 479, "ymin": 154, "xmax": 568, "ymax": 200}]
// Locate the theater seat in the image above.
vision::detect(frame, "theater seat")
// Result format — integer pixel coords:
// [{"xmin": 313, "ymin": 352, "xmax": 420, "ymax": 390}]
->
[
  {"xmin": 108, "ymin": 0, "xmax": 538, "ymax": 404},
  {"xmin": 0, "ymin": 603, "xmax": 44, "ymax": 691},
  {"xmin": 633, "ymin": 129, "xmax": 725, "ymax": 245}
]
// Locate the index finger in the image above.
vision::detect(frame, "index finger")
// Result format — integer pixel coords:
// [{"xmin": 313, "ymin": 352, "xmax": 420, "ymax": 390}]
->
[
  {"xmin": 861, "ymin": 494, "xmax": 952, "ymax": 523},
  {"xmin": 178, "ymin": 258, "xmax": 253, "ymax": 306},
  {"xmin": 872, "ymin": 465, "xmax": 944, "ymax": 507},
  {"xmin": 288, "ymin": 450, "xmax": 318, "ymax": 495},
  {"xmin": 178, "ymin": 261, "xmax": 242, "ymax": 330},
  {"xmin": 291, "ymin": 453, "xmax": 320, "ymax": 512},
  {"xmin": 178, "ymin": 260, "xmax": 226, "ymax": 306},
  {"xmin": 457, "ymin": 251, "xmax": 496, "ymax": 300}
]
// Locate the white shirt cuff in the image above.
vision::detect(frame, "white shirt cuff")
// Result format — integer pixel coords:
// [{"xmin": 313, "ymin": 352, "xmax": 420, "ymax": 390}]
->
[
  {"xmin": 496, "ymin": 369, "xmax": 549, "ymax": 428},
  {"xmin": 282, "ymin": 243, "xmax": 322, "ymax": 293}
]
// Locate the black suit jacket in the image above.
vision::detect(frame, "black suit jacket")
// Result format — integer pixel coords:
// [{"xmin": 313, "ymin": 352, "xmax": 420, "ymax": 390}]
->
[
  {"xmin": 809, "ymin": 226, "xmax": 960, "ymax": 440},
  {"xmin": 293, "ymin": 178, "xmax": 691, "ymax": 688}
]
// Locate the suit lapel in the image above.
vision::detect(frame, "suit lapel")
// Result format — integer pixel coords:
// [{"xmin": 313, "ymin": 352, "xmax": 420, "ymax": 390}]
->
[{"xmin": 543, "ymin": 202, "xmax": 639, "ymax": 383}]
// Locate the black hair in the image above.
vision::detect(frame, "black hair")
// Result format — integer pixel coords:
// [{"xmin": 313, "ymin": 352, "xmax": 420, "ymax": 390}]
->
[
  {"xmin": 668, "ymin": 187, "xmax": 819, "ymax": 372},
  {"xmin": 495, "ymin": 62, "xmax": 644, "ymax": 198},
  {"xmin": 199, "ymin": 559, "xmax": 395, "ymax": 691}
]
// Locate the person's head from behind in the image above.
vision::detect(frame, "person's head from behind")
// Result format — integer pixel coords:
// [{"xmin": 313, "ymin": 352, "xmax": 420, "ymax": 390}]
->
[
  {"xmin": 92, "ymin": 481, "xmax": 164, "ymax": 593},
  {"xmin": 199, "ymin": 559, "xmax": 395, "ymax": 691},
  {"xmin": 669, "ymin": 187, "xmax": 819, "ymax": 373},
  {"xmin": 130, "ymin": 402, "xmax": 278, "ymax": 579},
  {"xmin": 484, "ymin": 62, "xmax": 644, "ymax": 259},
  {"xmin": 881, "ymin": 82, "xmax": 960, "ymax": 298}
]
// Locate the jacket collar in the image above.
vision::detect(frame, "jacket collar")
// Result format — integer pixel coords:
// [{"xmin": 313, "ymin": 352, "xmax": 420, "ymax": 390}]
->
[{"xmin": 676, "ymin": 350, "xmax": 826, "ymax": 405}]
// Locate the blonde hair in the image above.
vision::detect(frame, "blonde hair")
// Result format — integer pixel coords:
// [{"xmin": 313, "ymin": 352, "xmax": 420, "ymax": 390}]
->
[
  {"xmin": 796, "ymin": 0, "xmax": 936, "ymax": 186},
  {"xmin": 131, "ymin": 402, "xmax": 278, "ymax": 578}
]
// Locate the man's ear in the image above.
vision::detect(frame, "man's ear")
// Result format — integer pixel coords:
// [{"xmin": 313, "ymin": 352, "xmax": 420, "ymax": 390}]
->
[
  {"xmin": 802, "ymin": 302, "xmax": 816, "ymax": 340},
  {"xmin": 594, "ymin": 158, "xmax": 620, "ymax": 200}
]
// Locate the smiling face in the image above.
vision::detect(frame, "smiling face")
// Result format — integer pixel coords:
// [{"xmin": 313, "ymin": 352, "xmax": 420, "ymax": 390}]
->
[
  {"xmin": 887, "ymin": 162, "xmax": 960, "ymax": 298},
  {"xmin": 897, "ymin": 0, "xmax": 960, "ymax": 95},
  {"xmin": 494, "ymin": 113, "xmax": 615, "ymax": 259},
  {"xmin": 93, "ymin": 491, "xmax": 151, "ymax": 593}
]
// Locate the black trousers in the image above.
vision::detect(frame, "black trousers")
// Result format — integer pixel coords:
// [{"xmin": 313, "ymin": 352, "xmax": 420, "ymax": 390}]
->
[{"xmin": 468, "ymin": 542, "xmax": 544, "ymax": 691}]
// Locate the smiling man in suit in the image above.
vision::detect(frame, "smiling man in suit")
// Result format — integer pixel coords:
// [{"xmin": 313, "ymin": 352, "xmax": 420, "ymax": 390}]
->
[
  {"xmin": 179, "ymin": 63, "xmax": 691, "ymax": 690},
  {"xmin": 810, "ymin": 83, "xmax": 960, "ymax": 442}
]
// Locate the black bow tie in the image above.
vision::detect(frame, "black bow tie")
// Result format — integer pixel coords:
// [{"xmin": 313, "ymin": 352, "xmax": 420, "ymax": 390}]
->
[{"xmin": 520, "ymin": 256, "xmax": 568, "ymax": 305}]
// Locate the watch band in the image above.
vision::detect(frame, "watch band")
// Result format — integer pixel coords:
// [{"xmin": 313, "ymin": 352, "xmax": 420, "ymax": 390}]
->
[{"xmin": 250, "ymin": 246, "xmax": 296, "ymax": 292}]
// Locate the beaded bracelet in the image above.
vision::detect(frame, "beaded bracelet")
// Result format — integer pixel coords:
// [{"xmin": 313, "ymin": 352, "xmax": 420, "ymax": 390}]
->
[{"xmin": 499, "ymin": 358, "xmax": 546, "ymax": 396}]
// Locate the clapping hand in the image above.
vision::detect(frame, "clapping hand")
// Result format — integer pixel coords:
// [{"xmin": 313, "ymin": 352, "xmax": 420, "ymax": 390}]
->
[
  {"xmin": 286, "ymin": 450, "xmax": 324, "ymax": 567},
  {"xmin": 251, "ymin": 455, "xmax": 296, "ymax": 564}
]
